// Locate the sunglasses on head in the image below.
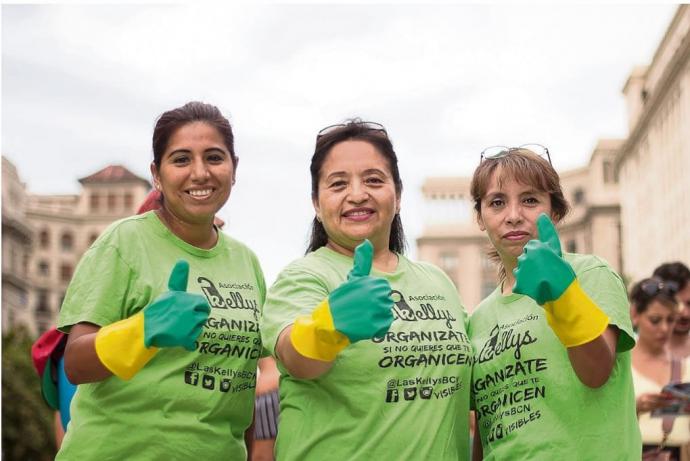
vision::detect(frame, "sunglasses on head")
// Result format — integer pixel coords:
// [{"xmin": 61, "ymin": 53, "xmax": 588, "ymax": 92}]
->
[
  {"xmin": 480, "ymin": 143, "xmax": 552, "ymax": 165},
  {"xmin": 639, "ymin": 278, "xmax": 679, "ymax": 297},
  {"xmin": 316, "ymin": 121, "xmax": 388, "ymax": 140}
]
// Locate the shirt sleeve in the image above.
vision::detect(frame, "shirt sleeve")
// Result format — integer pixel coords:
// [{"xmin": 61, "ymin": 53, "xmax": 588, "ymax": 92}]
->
[
  {"xmin": 260, "ymin": 266, "xmax": 330, "ymax": 358},
  {"xmin": 57, "ymin": 242, "xmax": 142, "ymax": 332}
]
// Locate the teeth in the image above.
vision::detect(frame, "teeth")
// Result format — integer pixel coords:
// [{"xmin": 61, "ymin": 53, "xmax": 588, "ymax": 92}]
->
[
  {"xmin": 188, "ymin": 189, "xmax": 212, "ymax": 197},
  {"xmin": 347, "ymin": 210, "xmax": 370, "ymax": 216}
]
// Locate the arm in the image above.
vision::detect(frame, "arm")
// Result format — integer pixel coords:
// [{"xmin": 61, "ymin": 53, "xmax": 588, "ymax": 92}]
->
[
  {"xmin": 567, "ymin": 326, "xmax": 618, "ymax": 388},
  {"xmin": 635, "ymin": 392, "xmax": 674, "ymax": 416},
  {"xmin": 65, "ymin": 260, "xmax": 210, "ymax": 383},
  {"xmin": 514, "ymin": 214, "xmax": 613, "ymax": 388},
  {"xmin": 275, "ymin": 326, "xmax": 334, "ymax": 380},
  {"xmin": 273, "ymin": 241, "xmax": 393, "ymax": 381},
  {"xmin": 255, "ymin": 357, "xmax": 280, "ymax": 395},
  {"xmin": 64, "ymin": 323, "xmax": 113, "ymax": 384},
  {"xmin": 471, "ymin": 413, "xmax": 483, "ymax": 461}
]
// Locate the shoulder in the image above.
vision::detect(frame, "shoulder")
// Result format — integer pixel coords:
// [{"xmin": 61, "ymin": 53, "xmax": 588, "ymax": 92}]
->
[
  {"xmin": 471, "ymin": 288, "xmax": 500, "ymax": 317},
  {"xmin": 220, "ymin": 233, "xmax": 261, "ymax": 262},
  {"xmin": 565, "ymin": 253, "xmax": 617, "ymax": 276},
  {"xmin": 92, "ymin": 213, "xmax": 152, "ymax": 247}
]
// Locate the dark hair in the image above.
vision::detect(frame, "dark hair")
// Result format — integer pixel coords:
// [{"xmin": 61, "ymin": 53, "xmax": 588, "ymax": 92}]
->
[
  {"xmin": 470, "ymin": 148, "xmax": 570, "ymax": 279},
  {"xmin": 653, "ymin": 262, "xmax": 690, "ymax": 292},
  {"xmin": 152, "ymin": 101, "xmax": 237, "ymax": 169},
  {"xmin": 306, "ymin": 118, "xmax": 406, "ymax": 254},
  {"xmin": 629, "ymin": 277, "xmax": 678, "ymax": 314}
]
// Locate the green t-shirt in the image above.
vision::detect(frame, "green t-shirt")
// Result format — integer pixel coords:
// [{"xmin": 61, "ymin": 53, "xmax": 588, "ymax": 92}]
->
[
  {"xmin": 56, "ymin": 212, "xmax": 265, "ymax": 461},
  {"xmin": 468, "ymin": 253, "xmax": 641, "ymax": 460},
  {"xmin": 261, "ymin": 247, "xmax": 472, "ymax": 460}
]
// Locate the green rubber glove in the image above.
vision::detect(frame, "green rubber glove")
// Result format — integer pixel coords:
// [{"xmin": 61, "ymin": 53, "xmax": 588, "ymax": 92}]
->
[
  {"xmin": 513, "ymin": 213, "xmax": 609, "ymax": 347},
  {"xmin": 95, "ymin": 260, "xmax": 211, "ymax": 380},
  {"xmin": 329, "ymin": 240, "xmax": 395, "ymax": 341},
  {"xmin": 143, "ymin": 260, "xmax": 211, "ymax": 350},
  {"xmin": 513, "ymin": 213, "xmax": 575, "ymax": 304},
  {"xmin": 290, "ymin": 240, "xmax": 394, "ymax": 361}
]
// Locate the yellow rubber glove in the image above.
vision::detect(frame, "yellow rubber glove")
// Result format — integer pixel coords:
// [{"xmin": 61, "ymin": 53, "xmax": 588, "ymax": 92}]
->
[{"xmin": 291, "ymin": 240, "xmax": 394, "ymax": 361}]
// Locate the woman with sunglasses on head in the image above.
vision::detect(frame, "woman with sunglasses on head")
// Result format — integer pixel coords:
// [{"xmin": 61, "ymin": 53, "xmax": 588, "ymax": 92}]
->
[
  {"xmin": 56, "ymin": 102, "xmax": 265, "ymax": 460},
  {"xmin": 630, "ymin": 278, "xmax": 690, "ymax": 460},
  {"xmin": 261, "ymin": 119, "xmax": 472, "ymax": 460},
  {"xmin": 468, "ymin": 146, "xmax": 641, "ymax": 460}
]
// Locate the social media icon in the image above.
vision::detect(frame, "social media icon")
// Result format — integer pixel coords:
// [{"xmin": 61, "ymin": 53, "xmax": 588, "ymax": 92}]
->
[
  {"xmin": 185, "ymin": 371, "xmax": 199, "ymax": 386},
  {"xmin": 202, "ymin": 375, "xmax": 215, "ymax": 390},
  {"xmin": 420, "ymin": 386, "xmax": 433, "ymax": 399},
  {"xmin": 385, "ymin": 389, "xmax": 399, "ymax": 403},
  {"xmin": 404, "ymin": 387, "xmax": 417, "ymax": 401},
  {"xmin": 220, "ymin": 379, "xmax": 232, "ymax": 392}
]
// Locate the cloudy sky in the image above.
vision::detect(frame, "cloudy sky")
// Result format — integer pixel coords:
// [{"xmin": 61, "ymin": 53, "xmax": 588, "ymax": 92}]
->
[{"xmin": 2, "ymin": 3, "xmax": 677, "ymax": 284}]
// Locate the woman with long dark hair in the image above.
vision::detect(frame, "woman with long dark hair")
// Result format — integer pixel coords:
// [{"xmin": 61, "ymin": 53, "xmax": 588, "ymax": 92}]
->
[{"xmin": 261, "ymin": 120, "xmax": 472, "ymax": 460}]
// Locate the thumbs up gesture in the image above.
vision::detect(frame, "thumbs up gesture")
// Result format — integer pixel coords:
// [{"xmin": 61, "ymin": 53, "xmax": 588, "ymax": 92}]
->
[
  {"xmin": 143, "ymin": 260, "xmax": 211, "ymax": 351},
  {"xmin": 290, "ymin": 240, "xmax": 394, "ymax": 362},
  {"xmin": 513, "ymin": 214, "xmax": 575, "ymax": 305},
  {"xmin": 95, "ymin": 260, "xmax": 211, "ymax": 380},
  {"xmin": 513, "ymin": 214, "xmax": 609, "ymax": 348}
]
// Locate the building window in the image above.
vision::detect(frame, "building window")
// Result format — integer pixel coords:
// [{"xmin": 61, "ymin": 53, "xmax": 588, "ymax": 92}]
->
[
  {"xmin": 566, "ymin": 240, "xmax": 577, "ymax": 253},
  {"xmin": 439, "ymin": 252, "xmax": 458, "ymax": 271},
  {"xmin": 90, "ymin": 192, "xmax": 100, "ymax": 211},
  {"xmin": 573, "ymin": 188, "xmax": 585, "ymax": 205},
  {"xmin": 61, "ymin": 232, "xmax": 74, "ymax": 252},
  {"xmin": 603, "ymin": 160, "xmax": 616, "ymax": 184},
  {"xmin": 60, "ymin": 263, "xmax": 73, "ymax": 282},
  {"xmin": 39, "ymin": 229, "xmax": 50, "ymax": 249},
  {"xmin": 38, "ymin": 261, "xmax": 50, "ymax": 276},
  {"xmin": 89, "ymin": 232, "xmax": 100, "ymax": 245},
  {"xmin": 108, "ymin": 193, "xmax": 117, "ymax": 211},
  {"xmin": 36, "ymin": 290, "xmax": 50, "ymax": 313},
  {"xmin": 124, "ymin": 192, "xmax": 134, "ymax": 209}
]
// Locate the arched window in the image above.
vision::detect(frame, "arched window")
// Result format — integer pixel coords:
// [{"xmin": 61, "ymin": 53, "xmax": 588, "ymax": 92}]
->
[
  {"xmin": 61, "ymin": 232, "xmax": 74, "ymax": 252},
  {"xmin": 39, "ymin": 229, "xmax": 50, "ymax": 249}
]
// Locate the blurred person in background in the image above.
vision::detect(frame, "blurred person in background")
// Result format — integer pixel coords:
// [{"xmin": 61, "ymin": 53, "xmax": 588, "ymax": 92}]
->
[
  {"xmin": 630, "ymin": 277, "xmax": 690, "ymax": 460},
  {"xmin": 56, "ymin": 101, "xmax": 265, "ymax": 460},
  {"xmin": 252, "ymin": 357, "xmax": 279, "ymax": 461},
  {"xmin": 654, "ymin": 262, "xmax": 690, "ymax": 359}
]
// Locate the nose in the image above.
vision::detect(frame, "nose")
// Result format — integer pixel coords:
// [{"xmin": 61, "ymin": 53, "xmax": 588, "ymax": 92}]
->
[
  {"xmin": 505, "ymin": 201, "xmax": 523, "ymax": 226},
  {"xmin": 190, "ymin": 157, "xmax": 210, "ymax": 182},
  {"xmin": 347, "ymin": 181, "xmax": 369, "ymax": 204}
]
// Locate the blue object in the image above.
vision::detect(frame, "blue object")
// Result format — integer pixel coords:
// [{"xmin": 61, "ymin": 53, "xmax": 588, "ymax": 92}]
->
[{"xmin": 57, "ymin": 356, "xmax": 77, "ymax": 431}]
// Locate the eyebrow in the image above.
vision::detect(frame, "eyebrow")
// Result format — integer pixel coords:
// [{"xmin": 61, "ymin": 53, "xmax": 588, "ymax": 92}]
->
[
  {"xmin": 324, "ymin": 168, "xmax": 387, "ymax": 181},
  {"xmin": 168, "ymin": 147, "xmax": 228, "ymax": 156}
]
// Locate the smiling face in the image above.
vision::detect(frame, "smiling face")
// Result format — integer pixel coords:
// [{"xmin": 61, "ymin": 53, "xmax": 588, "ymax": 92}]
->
[
  {"xmin": 477, "ymin": 167, "xmax": 553, "ymax": 266},
  {"xmin": 634, "ymin": 300, "xmax": 676, "ymax": 353},
  {"xmin": 313, "ymin": 139, "xmax": 400, "ymax": 253},
  {"xmin": 151, "ymin": 121, "xmax": 234, "ymax": 226}
]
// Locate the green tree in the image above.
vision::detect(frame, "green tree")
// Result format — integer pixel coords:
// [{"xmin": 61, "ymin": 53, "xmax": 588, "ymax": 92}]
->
[{"xmin": 2, "ymin": 328, "xmax": 56, "ymax": 460}]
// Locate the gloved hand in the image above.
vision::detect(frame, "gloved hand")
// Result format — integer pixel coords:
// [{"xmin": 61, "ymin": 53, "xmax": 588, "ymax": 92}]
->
[
  {"xmin": 290, "ymin": 240, "xmax": 394, "ymax": 361},
  {"xmin": 513, "ymin": 213, "xmax": 609, "ymax": 347},
  {"xmin": 95, "ymin": 260, "xmax": 211, "ymax": 380}
]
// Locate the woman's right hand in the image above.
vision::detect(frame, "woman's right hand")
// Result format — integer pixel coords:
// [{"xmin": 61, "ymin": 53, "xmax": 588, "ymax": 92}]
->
[
  {"xmin": 94, "ymin": 260, "xmax": 210, "ymax": 380},
  {"xmin": 142, "ymin": 260, "xmax": 211, "ymax": 350},
  {"xmin": 636, "ymin": 392, "xmax": 674, "ymax": 414},
  {"xmin": 290, "ymin": 240, "xmax": 394, "ymax": 362}
]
